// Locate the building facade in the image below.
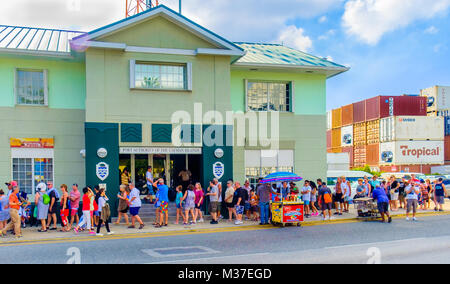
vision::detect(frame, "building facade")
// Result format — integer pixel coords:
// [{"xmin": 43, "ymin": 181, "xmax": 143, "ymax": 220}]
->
[{"xmin": 0, "ymin": 5, "xmax": 348, "ymax": 212}]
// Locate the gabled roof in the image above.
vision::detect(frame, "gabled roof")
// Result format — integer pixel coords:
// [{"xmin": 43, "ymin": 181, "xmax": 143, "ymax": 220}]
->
[
  {"xmin": 71, "ymin": 4, "xmax": 244, "ymax": 55},
  {"xmin": 233, "ymin": 43, "xmax": 349, "ymax": 78},
  {"xmin": 0, "ymin": 25, "xmax": 84, "ymax": 56}
]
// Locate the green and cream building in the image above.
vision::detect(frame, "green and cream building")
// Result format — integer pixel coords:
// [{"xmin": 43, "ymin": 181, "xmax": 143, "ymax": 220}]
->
[{"xmin": 0, "ymin": 5, "xmax": 348, "ymax": 209}]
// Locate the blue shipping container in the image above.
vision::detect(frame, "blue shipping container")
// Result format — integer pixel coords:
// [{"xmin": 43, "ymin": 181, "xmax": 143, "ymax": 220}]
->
[{"xmin": 445, "ymin": 116, "xmax": 450, "ymax": 136}]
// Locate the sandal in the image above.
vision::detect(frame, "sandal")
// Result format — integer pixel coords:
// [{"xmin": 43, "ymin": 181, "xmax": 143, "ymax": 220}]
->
[
  {"xmin": 38, "ymin": 229, "xmax": 47, "ymax": 232},
  {"xmin": 154, "ymin": 224, "xmax": 162, "ymax": 228}
]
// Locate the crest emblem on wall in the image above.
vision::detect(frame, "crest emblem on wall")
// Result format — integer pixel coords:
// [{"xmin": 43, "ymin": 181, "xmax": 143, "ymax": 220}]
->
[
  {"xmin": 213, "ymin": 162, "xmax": 224, "ymax": 180},
  {"xmin": 96, "ymin": 162, "xmax": 109, "ymax": 181}
]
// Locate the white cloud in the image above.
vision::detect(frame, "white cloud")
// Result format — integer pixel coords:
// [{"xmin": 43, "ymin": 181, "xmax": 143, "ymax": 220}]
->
[
  {"xmin": 318, "ymin": 29, "xmax": 336, "ymax": 40},
  {"xmin": 342, "ymin": 0, "xmax": 450, "ymax": 45},
  {"xmin": 0, "ymin": 0, "xmax": 342, "ymax": 43},
  {"xmin": 425, "ymin": 26, "xmax": 439, "ymax": 34},
  {"xmin": 277, "ymin": 25, "xmax": 313, "ymax": 52},
  {"xmin": 319, "ymin": 15, "xmax": 328, "ymax": 23}
]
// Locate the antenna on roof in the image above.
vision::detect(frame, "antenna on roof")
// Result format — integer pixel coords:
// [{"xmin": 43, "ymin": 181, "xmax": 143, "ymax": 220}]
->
[
  {"xmin": 125, "ymin": 0, "xmax": 159, "ymax": 18},
  {"xmin": 179, "ymin": 0, "xmax": 182, "ymax": 14}
]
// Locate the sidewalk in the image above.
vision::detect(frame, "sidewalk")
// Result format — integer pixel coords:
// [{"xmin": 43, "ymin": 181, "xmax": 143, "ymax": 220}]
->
[{"xmin": 2, "ymin": 202, "xmax": 450, "ymax": 244}]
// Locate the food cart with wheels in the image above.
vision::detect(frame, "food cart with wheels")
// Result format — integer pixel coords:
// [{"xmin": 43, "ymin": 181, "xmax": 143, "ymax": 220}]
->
[
  {"xmin": 353, "ymin": 197, "xmax": 381, "ymax": 220},
  {"xmin": 261, "ymin": 172, "xmax": 304, "ymax": 227}
]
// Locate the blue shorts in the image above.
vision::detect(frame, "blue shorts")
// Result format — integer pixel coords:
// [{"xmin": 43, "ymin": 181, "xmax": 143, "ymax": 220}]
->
[
  {"xmin": 235, "ymin": 205, "xmax": 244, "ymax": 215},
  {"xmin": 244, "ymin": 202, "xmax": 251, "ymax": 211},
  {"xmin": 130, "ymin": 207, "xmax": 140, "ymax": 216},
  {"xmin": 303, "ymin": 200, "xmax": 310, "ymax": 206},
  {"xmin": 94, "ymin": 211, "xmax": 100, "ymax": 216}
]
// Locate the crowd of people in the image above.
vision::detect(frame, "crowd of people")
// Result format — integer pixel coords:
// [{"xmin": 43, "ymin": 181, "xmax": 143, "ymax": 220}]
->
[{"xmin": 0, "ymin": 169, "xmax": 447, "ymax": 239}]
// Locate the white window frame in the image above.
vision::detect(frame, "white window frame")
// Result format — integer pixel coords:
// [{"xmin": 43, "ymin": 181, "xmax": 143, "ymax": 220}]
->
[
  {"xmin": 129, "ymin": 60, "xmax": 192, "ymax": 91},
  {"xmin": 245, "ymin": 80, "xmax": 293, "ymax": 113},
  {"xmin": 11, "ymin": 148, "xmax": 54, "ymax": 196},
  {"xmin": 244, "ymin": 149, "xmax": 295, "ymax": 179},
  {"xmin": 14, "ymin": 68, "xmax": 49, "ymax": 106}
]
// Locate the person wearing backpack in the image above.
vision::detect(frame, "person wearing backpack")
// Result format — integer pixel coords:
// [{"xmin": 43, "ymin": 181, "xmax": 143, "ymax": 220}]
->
[
  {"xmin": 46, "ymin": 181, "xmax": 59, "ymax": 231},
  {"xmin": 96, "ymin": 188, "xmax": 114, "ymax": 236},
  {"xmin": 35, "ymin": 182, "xmax": 49, "ymax": 232},
  {"xmin": 318, "ymin": 182, "xmax": 333, "ymax": 221}
]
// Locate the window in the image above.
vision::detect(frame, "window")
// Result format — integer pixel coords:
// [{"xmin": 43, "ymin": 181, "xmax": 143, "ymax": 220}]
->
[
  {"xmin": 16, "ymin": 69, "xmax": 47, "ymax": 106},
  {"xmin": 131, "ymin": 61, "xmax": 192, "ymax": 90},
  {"xmin": 12, "ymin": 158, "xmax": 53, "ymax": 194},
  {"xmin": 244, "ymin": 150, "xmax": 294, "ymax": 188},
  {"xmin": 247, "ymin": 81, "xmax": 292, "ymax": 112}
]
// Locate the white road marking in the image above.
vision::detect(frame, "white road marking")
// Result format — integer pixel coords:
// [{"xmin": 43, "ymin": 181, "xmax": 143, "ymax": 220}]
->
[
  {"xmin": 142, "ymin": 246, "xmax": 220, "ymax": 258},
  {"xmin": 324, "ymin": 237, "xmax": 427, "ymax": 250},
  {"xmin": 146, "ymin": 252, "xmax": 271, "ymax": 264}
]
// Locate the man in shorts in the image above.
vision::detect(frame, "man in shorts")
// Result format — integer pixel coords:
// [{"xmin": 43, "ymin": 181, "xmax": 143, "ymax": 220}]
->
[
  {"xmin": 69, "ymin": 184, "xmax": 81, "ymax": 230},
  {"xmin": 301, "ymin": 181, "xmax": 311, "ymax": 218},
  {"xmin": 371, "ymin": 185, "xmax": 392, "ymax": 223},
  {"xmin": 334, "ymin": 177, "xmax": 344, "ymax": 216},
  {"xmin": 153, "ymin": 178, "xmax": 169, "ymax": 227},
  {"xmin": 341, "ymin": 177, "xmax": 351, "ymax": 213},
  {"xmin": 319, "ymin": 183, "xmax": 333, "ymax": 221},
  {"xmin": 242, "ymin": 180, "xmax": 253, "ymax": 220},
  {"xmin": 207, "ymin": 180, "xmax": 219, "ymax": 224},
  {"xmin": 434, "ymin": 178, "xmax": 447, "ymax": 211},
  {"xmin": 128, "ymin": 183, "xmax": 145, "ymax": 229},
  {"xmin": 233, "ymin": 181, "xmax": 248, "ymax": 225}
]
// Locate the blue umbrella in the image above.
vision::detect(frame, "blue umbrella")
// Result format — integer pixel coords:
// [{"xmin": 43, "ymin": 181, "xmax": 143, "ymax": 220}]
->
[{"xmin": 260, "ymin": 172, "xmax": 303, "ymax": 184}]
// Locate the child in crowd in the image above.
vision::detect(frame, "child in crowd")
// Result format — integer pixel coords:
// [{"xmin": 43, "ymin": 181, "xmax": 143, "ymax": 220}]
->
[
  {"xmin": 175, "ymin": 185, "xmax": 185, "ymax": 225},
  {"xmin": 249, "ymin": 190, "xmax": 259, "ymax": 222}
]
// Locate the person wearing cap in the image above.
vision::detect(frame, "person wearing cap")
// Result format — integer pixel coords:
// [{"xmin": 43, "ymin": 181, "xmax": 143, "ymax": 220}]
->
[
  {"xmin": 434, "ymin": 178, "xmax": 447, "ymax": 212},
  {"xmin": 1, "ymin": 185, "xmax": 22, "ymax": 238},
  {"xmin": 5, "ymin": 181, "xmax": 17, "ymax": 198},
  {"xmin": 371, "ymin": 185, "xmax": 392, "ymax": 223}
]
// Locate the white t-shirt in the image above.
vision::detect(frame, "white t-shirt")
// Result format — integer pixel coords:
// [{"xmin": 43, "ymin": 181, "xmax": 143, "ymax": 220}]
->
[
  {"xmin": 146, "ymin": 171, "xmax": 153, "ymax": 187},
  {"xmin": 302, "ymin": 186, "xmax": 311, "ymax": 201},
  {"xmin": 406, "ymin": 185, "xmax": 419, "ymax": 200},
  {"xmin": 129, "ymin": 188, "xmax": 142, "ymax": 207},
  {"xmin": 341, "ymin": 182, "xmax": 350, "ymax": 197}
]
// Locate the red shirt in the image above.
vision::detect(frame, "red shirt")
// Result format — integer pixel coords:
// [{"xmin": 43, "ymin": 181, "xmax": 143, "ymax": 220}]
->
[
  {"xmin": 9, "ymin": 194, "xmax": 20, "ymax": 210},
  {"xmin": 82, "ymin": 195, "xmax": 91, "ymax": 211}
]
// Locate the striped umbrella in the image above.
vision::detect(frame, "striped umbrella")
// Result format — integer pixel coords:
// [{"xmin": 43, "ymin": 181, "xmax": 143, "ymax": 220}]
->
[{"xmin": 260, "ymin": 172, "xmax": 303, "ymax": 184}]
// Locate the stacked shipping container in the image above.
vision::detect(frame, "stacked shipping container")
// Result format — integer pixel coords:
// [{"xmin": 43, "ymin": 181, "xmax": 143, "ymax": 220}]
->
[{"xmin": 327, "ymin": 94, "xmax": 441, "ymax": 173}]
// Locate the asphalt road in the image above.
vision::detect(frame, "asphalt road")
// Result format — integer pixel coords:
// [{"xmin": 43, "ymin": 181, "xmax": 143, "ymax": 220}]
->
[{"xmin": 1, "ymin": 215, "xmax": 450, "ymax": 264}]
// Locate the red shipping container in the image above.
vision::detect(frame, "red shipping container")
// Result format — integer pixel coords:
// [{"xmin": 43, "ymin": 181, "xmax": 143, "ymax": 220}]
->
[
  {"xmin": 341, "ymin": 104, "xmax": 354, "ymax": 126},
  {"xmin": 342, "ymin": 146, "xmax": 354, "ymax": 168},
  {"xmin": 366, "ymin": 143, "xmax": 379, "ymax": 166},
  {"xmin": 445, "ymin": 136, "xmax": 450, "ymax": 161},
  {"xmin": 353, "ymin": 100, "xmax": 366, "ymax": 123},
  {"xmin": 326, "ymin": 130, "xmax": 331, "ymax": 149},
  {"xmin": 365, "ymin": 96, "xmax": 427, "ymax": 121},
  {"xmin": 379, "ymin": 164, "xmax": 440, "ymax": 175}
]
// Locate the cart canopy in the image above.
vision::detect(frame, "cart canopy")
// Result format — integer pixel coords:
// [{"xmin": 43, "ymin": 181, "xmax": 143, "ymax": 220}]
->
[{"xmin": 260, "ymin": 172, "xmax": 303, "ymax": 184}]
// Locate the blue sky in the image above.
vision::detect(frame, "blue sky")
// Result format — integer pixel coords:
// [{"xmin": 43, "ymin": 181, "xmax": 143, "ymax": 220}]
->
[{"xmin": 1, "ymin": 0, "xmax": 450, "ymax": 110}]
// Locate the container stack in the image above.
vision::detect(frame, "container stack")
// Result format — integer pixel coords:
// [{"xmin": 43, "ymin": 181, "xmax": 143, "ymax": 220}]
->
[
  {"xmin": 421, "ymin": 86, "xmax": 450, "ymax": 165},
  {"xmin": 327, "ymin": 94, "xmax": 444, "ymax": 174}
]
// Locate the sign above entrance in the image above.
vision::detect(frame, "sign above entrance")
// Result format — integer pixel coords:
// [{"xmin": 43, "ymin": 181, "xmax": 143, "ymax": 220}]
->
[
  {"xmin": 10, "ymin": 138, "xmax": 54, "ymax": 149},
  {"xmin": 119, "ymin": 147, "xmax": 202, "ymax": 155}
]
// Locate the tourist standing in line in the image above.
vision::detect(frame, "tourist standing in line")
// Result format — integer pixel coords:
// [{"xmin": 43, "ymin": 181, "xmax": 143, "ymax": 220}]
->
[
  {"xmin": 243, "ymin": 180, "xmax": 253, "ymax": 220},
  {"xmin": 405, "ymin": 180, "xmax": 420, "ymax": 221},
  {"xmin": 115, "ymin": 185, "xmax": 130, "ymax": 225},
  {"xmin": 96, "ymin": 188, "xmax": 114, "ymax": 236},
  {"xmin": 146, "ymin": 166, "xmax": 155, "ymax": 203},
  {"xmin": 153, "ymin": 178, "xmax": 169, "ymax": 228},
  {"xmin": 319, "ymin": 182, "xmax": 333, "ymax": 221},
  {"xmin": 257, "ymin": 180, "xmax": 271, "ymax": 225},
  {"xmin": 0, "ymin": 190, "xmax": 9, "ymax": 230},
  {"xmin": 175, "ymin": 185, "xmax": 185, "ymax": 225},
  {"xmin": 46, "ymin": 181, "xmax": 59, "ymax": 231},
  {"xmin": 398, "ymin": 178, "xmax": 407, "ymax": 209},
  {"xmin": 69, "ymin": 184, "xmax": 80, "ymax": 230},
  {"xmin": 74, "ymin": 187, "xmax": 95, "ymax": 234},
  {"xmin": 181, "ymin": 185, "xmax": 196, "ymax": 225},
  {"xmin": 434, "ymin": 178, "xmax": 447, "ymax": 212},
  {"xmin": 0, "ymin": 185, "xmax": 22, "ymax": 238},
  {"xmin": 213, "ymin": 179, "xmax": 223, "ymax": 220},
  {"xmin": 224, "ymin": 180, "xmax": 236, "ymax": 222},
  {"xmin": 301, "ymin": 181, "xmax": 311, "ymax": 218},
  {"xmin": 128, "ymin": 183, "xmax": 145, "ymax": 229},
  {"xmin": 59, "ymin": 184, "xmax": 70, "ymax": 232},
  {"xmin": 207, "ymin": 180, "xmax": 219, "ymax": 224},
  {"xmin": 233, "ymin": 181, "xmax": 248, "ymax": 225},
  {"xmin": 35, "ymin": 182, "xmax": 49, "ymax": 232},
  {"xmin": 193, "ymin": 182, "xmax": 205, "ymax": 223},
  {"xmin": 309, "ymin": 181, "xmax": 319, "ymax": 217},
  {"xmin": 341, "ymin": 177, "xmax": 351, "ymax": 213},
  {"xmin": 334, "ymin": 177, "xmax": 343, "ymax": 215}
]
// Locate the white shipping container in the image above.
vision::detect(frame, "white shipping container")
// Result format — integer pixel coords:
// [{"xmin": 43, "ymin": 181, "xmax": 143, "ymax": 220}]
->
[
  {"xmin": 327, "ymin": 153, "xmax": 350, "ymax": 171},
  {"xmin": 421, "ymin": 85, "xmax": 450, "ymax": 112},
  {"xmin": 326, "ymin": 111, "xmax": 332, "ymax": 130},
  {"xmin": 341, "ymin": 125, "xmax": 353, "ymax": 146},
  {"xmin": 379, "ymin": 116, "xmax": 444, "ymax": 142},
  {"xmin": 379, "ymin": 140, "xmax": 444, "ymax": 165}
]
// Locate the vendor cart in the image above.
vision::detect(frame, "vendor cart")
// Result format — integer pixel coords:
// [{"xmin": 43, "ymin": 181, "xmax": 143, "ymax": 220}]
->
[
  {"xmin": 260, "ymin": 172, "xmax": 305, "ymax": 227},
  {"xmin": 353, "ymin": 197, "xmax": 381, "ymax": 220},
  {"xmin": 271, "ymin": 200, "xmax": 304, "ymax": 227}
]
